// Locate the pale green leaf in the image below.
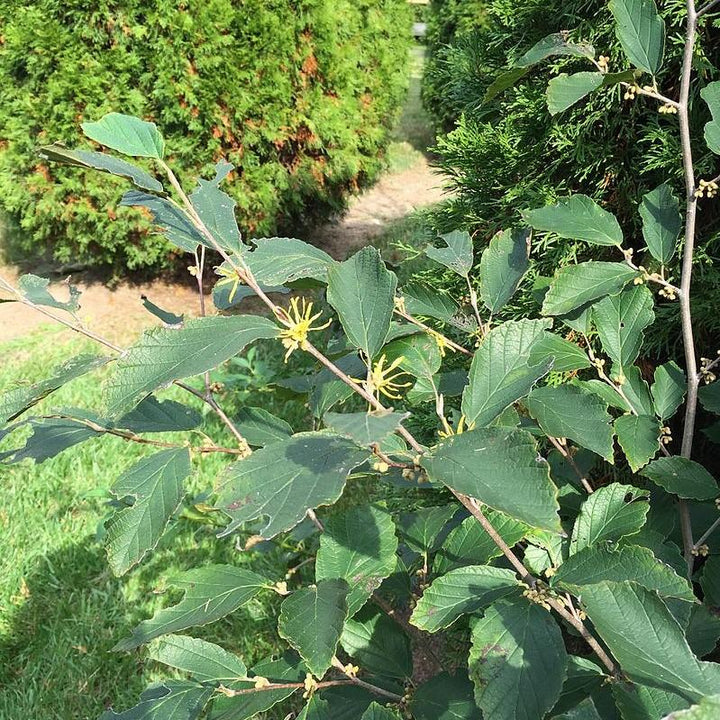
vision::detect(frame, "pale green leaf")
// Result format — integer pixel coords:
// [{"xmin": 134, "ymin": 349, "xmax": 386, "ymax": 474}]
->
[
  {"xmin": 547, "ymin": 72, "xmax": 605, "ymax": 115},
  {"xmin": 609, "ymin": 0, "xmax": 665, "ymax": 75},
  {"xmin": 570, "ymin": 483, "xmax": 650, "ymax": 553},
  {"xmin": 411, "ymin": 565, "xmax": 520, "ymax": 632},
  {"xmin": 341, "ymin": 606, "xmax": 412, "ymax": 679},
  {"xmin": 217, "ymin": 432, "xmax": 368, "ymax": 538},
  {"xmin": 686, "ymin": 604, "xmax": 720, "ymax": 658},
  {"xmin": 105, "ymin": 316, "xmax": 278, "ymax": 416},
  {"xmin": 615, "ymin": 414, "xmax": 661, "ymax": 471},
  {"xmin": 613, "ymin": 682, "xmax": 689, "ymax": 720},
  {"xmin": 278, "ymin": 579, "xmax": 349, "ymax": 678},
  {"xmin": 663, "ymin": 696, "xmax": 720, "ymax": 720},
  {"xmin": 526, "ymin": 384, "xmax": 615, "ymax": 462},
  {"xmin": 553, "ymin": 544, "xmax": 694, "ymax": 601},
  {"xmin": 515, "ymin": 33, "xmax": 595, "ymax": 66},
  {"xmin": 529, "ymin": 332, "xmax": 592, "ymax": 372},
  {"xmin": 524, "ymin": 196, "xmax": 623, "ymax": 247},
  {"xmin": 401, "ymin": 281, "xmax": 462, "ymax": 327},
  {"xmin": 244, "ymin": 237, "xmax": 337, "ymax": 285},
  {"xmin": 39, "ymin": 143, "xmax": 164, "ymax": 193},
  {"xmin": 99, "ymin": 682, "xmax": 212, "ymax": 720},
  {"xmin": 324, "ymin": 410, "xmax": 406, "ymax": 448},
  {"xmin": 581, "ymin": 581, "xmax": 720, "ymax": 700},
  {"xmin": 327, "ymin": 247, "xmax": 397, "ymax": 359},
  {"xmin": 542, "ymin": 262, "xmax": 639, "ymax": 316},
  {"xmin": 82, "ymin": 112, "xmax": 165, "ymax": 158},
  {"xmin": 469, "ymin": 598, "xmax": 568, "ymax": 720},
  {"xmin": 411, "ymin": 672, "xmax": 481, "ymax": 720},
  {"xmin": 640, "ymin": 184, "xmax": 682, "ymax": 264},
  {"xmin": 425, "ymin": 230, "xmax": 473, "ymax": 278},
  {"xmin": 383, "ymin": 333, "xmax": 441, "ymax": 379},
  {"xmin": 114, "ymin": 565, "xmax": 269, "ymax": 651},
  {"xmin": 652, "ymin": 362, "xmax": 687, "ymax": 421},
  {"xmin": 479, "ymin": 227, "xmax": 530, "ymax": 313},
  {"xmin": 641, "ymin": 457, "xmax": 718, "ymax": 500},
  {"xmin": 105, "ymin": 448, "xmax": 191, "ymax": 576},
  {"xmin": 423, "ymin": 428, "xmax": 562, "ymax": 532},
  {"xmin": 316, "ymin": 504, "xmax": 398, "ymax": 616},
  {"xmin": 461, "ymin": 319, "xmax": 553, "ymax": 427},
  {"xmin": 148, "ymin": 635, "xmax": 247, "ymax": 684},
  {"xmin": 701, "ymin": 83, "xmax": 720, "ymax": 154}
]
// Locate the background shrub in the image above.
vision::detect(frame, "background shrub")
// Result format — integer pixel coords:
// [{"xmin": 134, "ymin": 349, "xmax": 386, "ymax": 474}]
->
[
  {"xmin": 423, "ymin": 0, "xmax": 720, "ymax": 355},
  {"xmin": 0, "ymin": 0, "xmax": 411, "ymax": 272}
]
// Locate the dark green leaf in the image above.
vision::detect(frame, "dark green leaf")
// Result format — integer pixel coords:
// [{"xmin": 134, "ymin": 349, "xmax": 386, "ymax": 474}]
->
[
  {"xmin": 298, "ymin": 696, "xmax": 332, "ymax": 720},
  {"xmin": 515, "ymin": 33, "xmax": 595, "ymax": 66},
  {"xmin": 524, "ymin": 196, "xmax": 623, "ymax": 247},
  {"xmin": 4, "ymin": 417, "xmax": 98, "ymax": 464},
  {"xmin": 425, "ymin": 230, "xmax": 473, "ymax": 278},
  {"xmin": 398, "ymin": 504, "xmax": 457, "ymax": 554},
  {"xmin": 327, "ymin": 247, "xmax": 397, "ymax": 360},
  {"xmin": 423, "ymin": 428, "xmax": 562, "ymax": 532},
  {"xmin": 99, "ymin": 681, "xmax": 212, "ymax": 720},
  {"xmin": 401, "ymin": 281, "xmax": 463, "ymax": 328},
  {"xmin": 278, "ymin": 579, "xmax": 349, "ymax": 678},
  {"xmin": 18, "ymin": 273, "xmax": 81, "ymax": 312},
  {"xmin": 383, "ymin": 333, "xmax": 441, "ymax": 379},
  {"xmin": 484, "ymin": 67, "xmax": 531, "ymax": 103},
  {"xmin": 609, "ymin": 0, "xmax": 665, "ymax": 76},
  {"xmin": 700, "ymin": 556, "xmax": 720, "ymax": 607},
  {"xmin": 141, "ymin": 296, "xmax": 183, "ymax": 326},
  {"xmin": 360, "ymin": 703, "xmax": 402, "ymax": 720},
  {"xmin": 615, "ymin": 414, "xmax": 661, "ymax": 471},
  {"xmin": 547, "ymin": 72, "xmax": 604, "ymax": 115},
  {"xmin": 233, "ymin": 407, "xmax": 292, "ymax": 447},
  {"xmin": 479, "ymin": 227, "xmax": 530, "ymax": 313},
  {"xmin": 244, "ymin": 237, "xmax": 336, "ymax": 285},
  {"xmin": 551, "ymin": 698, "xmax": 603, "ymax": 720},
  {"xmin": 411, "ymin": 672, "xmax": 481, "ymax": 720},
  {"xmin": 640, "ymin": 184, "xmax": 682, "ymax": 264},
  {"xmin": 686, "ymin": 604, "xmax": 720, "ymax": 658},
  {"xmin": 641, "ymin": 457, "xmax": 718, "ymax": 500},
  {"xmin": 116, "ymin": 397, "xmax": 201, "ymax": 433},
  {"xmin": 114, "ymin": 565, "xmax": 268, "ymax": 651},
  {"xmin": 698, "ymin": 383, "xmax": 720, "ymax": 414},
  {"xmin": 105, "ymin": 448, "xmax": 191, "ymax": 576},
  {"xmin": 663, "ymin": 696, "xmax": 720, "ymax": 719},
  {"xmin": 217, "ymin": 432, "xmax": 369, "ymax": 538},
  {"xmin": 652, "ymin": 363, "xmax": 687, "ymax": 421},
  {"xmin": 82, "ymin": 112, "xmax": 165, "ymax": 158},
  {"xmin": 528, "ymin": 332, "xmax": 592, "ymax": 372},
  {"xmin": 613, "ymin": 681, "xmax": 689, "ymax": 720}
]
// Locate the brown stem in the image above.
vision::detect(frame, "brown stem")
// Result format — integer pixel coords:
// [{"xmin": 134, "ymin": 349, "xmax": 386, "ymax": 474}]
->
[
  {"xmin": 694, "ymin": 516, "xmax": 720, "ymax": 549},
  {"xmin": 393, "ymin": 307, "xmax": 472, "ymax": 356},
  {"xmin": 216, "ymin": 678, "xmax": 392, "ymax": 698},
  {"xmin": 331, "ymin": 658, "xmax": 404, "ymax": 702},
  {"xmin": 547, "ymin": 436, "xmax": 593, "ymax": 493}
]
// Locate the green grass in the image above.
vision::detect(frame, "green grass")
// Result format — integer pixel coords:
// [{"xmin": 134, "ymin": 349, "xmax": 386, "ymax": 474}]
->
[{"xmin": 0, "ymin": 329, "xmax": 304, "ymax": 719}]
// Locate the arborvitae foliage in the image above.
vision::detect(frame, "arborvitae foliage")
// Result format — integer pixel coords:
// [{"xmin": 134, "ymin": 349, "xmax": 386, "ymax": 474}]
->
[
  {"xmin": 424, "ymin": 0, "xmax": 720, "ymax": 354},
  {"xmin": 0, "ymin": 0, "xmax": 411, "ymax": 272}
]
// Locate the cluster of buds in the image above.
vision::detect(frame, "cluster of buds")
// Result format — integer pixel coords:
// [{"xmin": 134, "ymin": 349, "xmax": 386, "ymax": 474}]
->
[
  {"xmin": 658, "ymin": 286, "xmax": 678, "ymax": 300},
  {"xmin": 372, "ymin": 460, "xmax": 390, "ymax": 473},
  {"xmin": 660, "ymin": 426, "xmax": 673, "ymax": 446},
  {"xmin": 401, "ymin": 467, "xmax": 417, "ymax": 482},
  {"xmin": 611, "ymin": 370, "xmax": 626, "ymax": 386},
  {"xmin": 695, "ymin": 178, "xmax": 719, "ymax": 198},
  {"xmin": 522, "ymin": 585, "xmax": 553, "ymax": 611},
  {"xmin": 597, "ymin": 55, "xmax": 610, "ymax": 72},
  {"xmin": 692, "ymin": 544, "xmax": 710, "ymax": 557},
  {"xmin": 700, "ymin": 354, "xmax": 719, "ymax": 383},
  {"xmin": 552, "ymin": 593, "xmax": 587, "ymax": 619},
  {"xmin": 303, "ymin": 673, "xmax": 319, "ymax": 699},
  {"xmin": 592, "ymin": 357, "xmax": 606, "ymax": 372},
  {"xmin": 623, "ymin": 84, "xmax": 640, "ymax": 101},
  {"xmin": 254, "ymin": 676, "xmax": 271, "ymax": 690},
  {"xmin": 659, "ymin": 103, "xmax": 678, "ymax": 115}
]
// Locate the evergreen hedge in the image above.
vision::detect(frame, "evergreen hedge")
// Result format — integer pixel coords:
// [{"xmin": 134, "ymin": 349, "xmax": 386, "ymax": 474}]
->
[
  {"xmin": 423, "ymin": 0, "xmax": 720, "ymax": 354},
  {"xmin": 0, "ymin": 0, "xmax": 411, "ymax": 271}
]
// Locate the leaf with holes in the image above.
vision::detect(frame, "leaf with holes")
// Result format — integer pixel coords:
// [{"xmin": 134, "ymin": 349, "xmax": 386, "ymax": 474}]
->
[
  {"xmin": 18, "ymin": 273, "xmax": 81, "ymax": 312},
  {"xmin": 425, "ymin": 230, "xmax": 473, "ymax": 278},
  {"xmin": 515, "ymin": 33, "xmax": 595, "ymax": 66}
]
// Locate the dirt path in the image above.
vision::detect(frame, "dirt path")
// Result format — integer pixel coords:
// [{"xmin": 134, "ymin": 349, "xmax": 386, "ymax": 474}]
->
[{"xmin": 0, "ymin": 50, "xmax": 444, "ymax": 346}]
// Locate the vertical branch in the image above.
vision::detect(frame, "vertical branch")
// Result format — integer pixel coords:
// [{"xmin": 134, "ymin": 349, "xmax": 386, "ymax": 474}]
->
[{"xmin": 677, "ymin": 0, "xmax": 700, "ymax": 572}]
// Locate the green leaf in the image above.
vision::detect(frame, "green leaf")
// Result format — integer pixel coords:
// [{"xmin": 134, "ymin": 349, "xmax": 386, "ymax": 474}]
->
[
  {"xmin": 316, "ymin": 504, "xmax": 398, "ymax": 616},
  {"xmin": 640, "ymin": 184, "xmax": 682, "ymax": 264},
  {"xmin": 99, "ymin": 681, "xmax": 212, "ymax": 720},
  {"xmin": 663, "ymin": 696, "xmax": 720, "ymax": 720},
  {"xmin": 141, "ymin": 297, "xmax": 183, "ymax": 326},
  {"xmin": 327, "ymin": 247, "xmax": 397, "ymax": 360},
  {"xmin": 615, "ymin": 414, "xmax": 661, "ymax": 471},
  {"xmin": 622, "ymin": 364, "xmax": 655, "ymax": 415},
  {"xmin": 553, "ymin": 544, "xmax": 694, "ymax": 601},
  {"xmin": 581, "ymin": 581, "xmax": 720, "ymax": 701},
  {"xmin": 105, "ymin": 448, "xmax": 191, "ymax": 576},
  {"xmin": 401, "ymin": 281, "xmax": 462, "ymax": 327},
  {"xmin": 39, "ymin": 144, "xmax": 164, "ymax": 193},
  {"xmin": 411, "ymin": 565, "xmax": 520, "ymax": 632},
  {"xmin": 469, "ymin": 598, "xmax": 568, "ymax": 720},
  {"xmin": 542, "ymin": 262, "xmax": 639, "ymax": 316},
  {"xmin": 592, "ymin": 285, "xmax": 655, "ymax": 367},
  {"xmin": 233, "ymin": 407, "xmax": 292, "ymax": 447},
  {"xmin": 114, "ymin": 565, "xmax": 268, "ymax": 651},
  {"xmin": 515, "ymin": 33, "xmax": 595, "ymax": 66},
  {"xmin": 341, "ymin": 606, "xmax": 412, "ymax": 679},
  {"xmin": 652, "ymin": 363, "xmax": 687, "ymax": 421},
  {"xmin": 609, "ymin": 0, "xmax": 665, "ymax": 76},
  {"xmin": 547, "ymin": 72, "xmax": 605, "ymax": 115},
  {"xmin": 189, "ymin": 161, "xmax": 243, "ymax": 255},
  {"xmin": 398, "ymin": 504, "xmax": 457, "ymax": 554},
  {"xmin": 278, "ymin": 579, "xmax": 349, "ymax": 678},
  {"xmin": 524, "ymin": 196, "xmax": 623, "ymax": 247},
  {"xmin": 479, "ymin": 227, "xmax": 530, "ymax": 313},
  {"xmin": 0, "ymin": 353, "xmax": 108, "ymax": 426},
  {"xmin": 217, "ymin": 432, "xmax": 369, "ymax": 538},
  {"xmin": 570, "ymin": 483, "xmax": 650, "ymax": 553},
  {"xmin": 434, "ymin": 510, "xmax": 529, "ymax": 574},
  {"xmin": 484, "ymin": 67, "xmax": 531, "ymax": 103},
  {"xmin": 462, "ymin": 319, "xmax": 553, "ymax": 427},
  {"xmin": 701, "ymin": 82, "xmax": 720, "ymax": 155},
  {"xmin": 298, "ymin": 696, "xmax": 332, "ymax": 720},
  {"xmin": 244, "ymin": 237, "xmax": 337, "ymax": 285},
  {"xmin": 148, "ymin": 635, "xmax": 247, "ymax": 684},
  {"xmin": 82, "ymin": 112, "xmax": 165, "ymax": 158},
  {"xmin": 698, "ymin": 383, "xmax": 720, "ymax": 414},
  {"xmin": 613, "ymin": 681, "xmax": 689, "ymax": 720},
  {"xmin": 528, "ymin": 333, "xmax": 592, "ymax": 372},
  {"xmin": 686, "ymin": 604, "xmax": 720, "ymax": 658},
  {"xmin": 526, "ymin": 385, "xmax": 615, "ymax": 462},
  {"xmin": 382, "ymin": 333, "xmax": 441, "ymax": 379},
  {"xmin": 551, "ymin": 698, "xmax": 603, "ymax": 720},
  {"xmin": 18, "ymin": 273, "xmax": 81, "ymax": 312},
  {"xmin": 105, "ymin": 315, "xmax": 278, "ymax": 416},
  {"xmin": 641, "ymin": 457, "xmax": 718, "ymax": 500},
  {"xmin": 310, "ymin": 354, "xmax": 367, "ymax": 419},
  {"xmin": 111, "ymin": 397, "xmax": 201, "ymax": 434},
  {"xmin": 361, "ymin": 703, "xmax": 402, "ymax": 720},
  {"xmin": 4, "ymin": 417, "xmax": 99, "ymax": 464},
  {"xmin": 121, "ymin": 191, "xmax": 202, "ymax": 253},
  {"xmin": 425, "ymin": 230, "xmax": 473, "ymax": 278},
  {"xmin": 411, "ymin": 672, "xmax": 481, "ymax": 720},
  {"xmin": 700, "ymin": 555, "xmax": 720, "ymax": 607},
  {"xmin": 423, "ymin": 428, "xmax": 562, "ymax": 532}
]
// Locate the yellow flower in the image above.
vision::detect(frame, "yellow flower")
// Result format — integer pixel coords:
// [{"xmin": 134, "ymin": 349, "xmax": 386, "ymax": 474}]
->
[
  {"xmin": 357, "ymin": 354, "xmax": 411, "ymax": 401},
  {"xmin": 428, "ymin": 328, "xmax": 454, "ymax": 357},
  {"xmin": 278, "ymin": 297, "xmax": 331, "ymax": 361},
  {"xmin": 438, "ymin": 415, "xmax": 475, "ymax": 439},
  {"xmin": 215, "ymin": 264, "xmax": 244, "ymax": 303}
]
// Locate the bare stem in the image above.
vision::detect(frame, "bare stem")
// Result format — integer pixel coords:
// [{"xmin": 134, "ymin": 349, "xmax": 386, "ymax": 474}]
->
[
  {"xmin": 393, "ymin": 307, "xmax": 473, "ymax": 356},
  {"xmin": 547, "ymin": 436, "xmax": 594, "ymax": 493},
  {"xmin": 694, "ymin": 515, "xmax": 720, "ymax": 549},
  {"xmin": 331, "ymin": 658, "xmax": 404, "ymax": 702}
]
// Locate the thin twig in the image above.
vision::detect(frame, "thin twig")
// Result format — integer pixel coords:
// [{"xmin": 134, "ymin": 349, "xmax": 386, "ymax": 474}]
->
[
  {"xmin": 331, "ymin": 658, "xmax": 404, "ymax": 702},
  {"xmin": 393, "ymin": 307, "xmax": 473, "ymax": 356},
  {"xmin": 547, "ymin": 436, "xmax": 594, "ymax": 493},
  {"xmin": 216, "ymin": 678, "xmax": 388, "ymax": 698},
  {"xmin": 694, "ymin": 516, "xmax": 720, "ymax": 550},
  {"xmin": 697, "ymin": 0, "xmax": 720, "ymax": 17}
]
